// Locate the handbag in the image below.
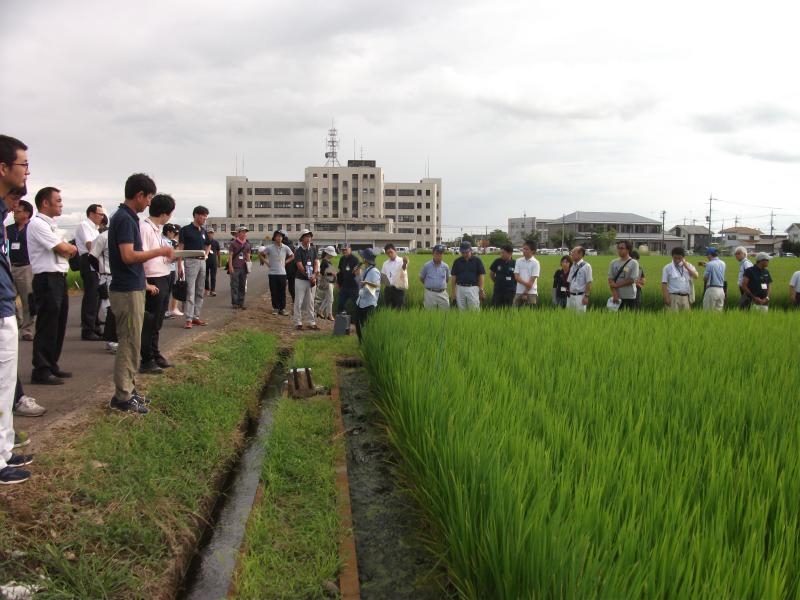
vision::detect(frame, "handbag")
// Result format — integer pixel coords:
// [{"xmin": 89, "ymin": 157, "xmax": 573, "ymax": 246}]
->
[
  {"xmin": 172, "ymin": 277, "xmax": 188, "ymax": 302},
  {"xmin": 606, "ymin": 297, "xmax": 620, "ymax": 311}
]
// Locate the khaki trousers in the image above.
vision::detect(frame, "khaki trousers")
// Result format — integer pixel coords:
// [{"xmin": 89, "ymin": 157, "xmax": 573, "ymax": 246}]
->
[
  {"xmin": 110, "ymin": 290, "xmax": 145, "ymax": 402},
  {"xmin": 11, "ymin": 264, "xmax": 35, "ymax": 337},
  {"xmin": 513, "ymin": 293, "xmax": 538, "ymax": 307},
  {"xmin": 423, "ymin": 289, "xmax": 450, "ymax": 310},
  {"xmin": 703, "ymin": 287, "xmax": 725, "ymax": 311},
  {"xmin": 668, "ymin": 294, "xmax": 691, "ymax": 311}
]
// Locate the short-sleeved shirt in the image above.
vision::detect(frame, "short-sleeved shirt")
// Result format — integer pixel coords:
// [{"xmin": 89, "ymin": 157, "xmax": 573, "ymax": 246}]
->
[
  {"xmin": 420, "ymin": 259, "xmax": 450, "ymax": 290},
  {"xmin": 451, "ymin": 255, "xmax": 485, "ymax": 286},
  {"xmin": 608, "ymin": 258, "xmax": 640, "ymax": 300},
  {"xmin": 263, "ymin": 243, "xmax": 293, "ymax": 275},
  {"xmin": 790, "ymin": 271, "xmax": 800, "ymax": 291},
  {"xmin": 179, "ymin": 223, "xmax": 211, "ymax": 251},
  {"xmin": 514, "ymin": 256, "xmax": 541, "ymax": 295},
  {"xmin": 74, "ymin": 218, "xmax": 99, "ymax": 255},
  {"xmin": 568, "ymin": 260, "xmax": 593, "ymax": 293},
  {"xmin": 294, "ymin": 243, "xmax": 317, "ymax": 280},
  {"xmin": 141, "ymin": 217, "xmax": 170, "ymax": 278},
  {"xmin": 743, "ymin": 265, "xmax": 772, "ymax": 299},
  {"xmin": 6, "ymin": 223, "xmax": 29, "ymax": 266},
  {"xmin": 337, "ymin": 253, "xmax": 361, "ymax": 288},
  {"xmin": 27, "ymin": 213, "xmax": 69, "ymax": 274},
  {"xmin": 109, "ymin": 203, "xmax": 145, "ymax": 292},
  {"xmin": 206, "ymin": 239, "xmax": 221, "ymax": 263},
  {"xmin": 228, "ymin": 238, "xmax": 252, "ymax": 269},
  {"xmin": 737, "ymin": 258, "xmax": 753, "ymax": 287},
  {"xmin": 357, "ymin": 264, "xmax": 381, "ymax": 308},
  {"xmin": 704, "ymin": 258, "xmax": 726, "ymax": 287},
  {"xmin": 661, "ymin": 261, "xmax": 693, "ymax": 294},
  {"xmin": 381, "ymin": 256, "xmax": 405, "ymax": 287},
  {"xmin": 489, "ymin": 258, "xmax": 516, "ymax": 292},
  {"xmin": 0, "ymin": 204, "xmax": 17, "ymax": 318},
  {"xmin": 90, "ymin": 231, "xmax": 110, "ymax": 275}
]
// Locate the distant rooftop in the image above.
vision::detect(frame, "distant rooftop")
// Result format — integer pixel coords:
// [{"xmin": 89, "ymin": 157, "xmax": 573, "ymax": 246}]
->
[
  {"xmin": 719, "ymin": 226, "xmax": 763, "ymax": 235},
  {"xmin": 669, "ymin": 225, "xmax": 712, "ymax": 234},
  {"xmin": 543, "ymin": 211, "xmax": 660, "ymax": 225}
]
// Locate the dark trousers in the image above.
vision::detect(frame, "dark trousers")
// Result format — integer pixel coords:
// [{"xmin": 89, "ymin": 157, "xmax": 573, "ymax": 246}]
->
[
  {"xmin": 141, "ymin": 275, "xmax": 171, "ymax": 363},
  {"xmin": 205, "ymin": 258, "xmax": 218, "ymax": 291},
  {"xmin": 230, "ymin": 267, "xmax": 247, "ymax": 306},
  {"xmin": 79, "ymin": 254, "xmax": 99, "ymax": 335},
  {"xmin": 738, "ymin": 290, "xmax": 752, "ymax": 310},
  {"xmin": 491, "ymin": 288, "xmax": 515, "ymax": 308},
  {"xmin": 32, "ymin": 272, "xmax": 69, "ymax": 379},
  {"xmin": 287, "ymin": 274, "xmax": 296, "ymax": 302},
  {"xmin": 618, "ymin": 298, "xmax": 638, "ymax": 311},
  {"xmin": 103, "ymin": 307, "xmax": 118, "ymax": 343},
  {"xmin": 383, "ymin": 286, "xmax": 405, "ymax": 309},
  {"xmin": 13, "ymin": 377, "xmax": 22, "ymax": 410},
  {"xmin": 354, "ymin": 304, "xmax": 374, "ymax": 342},
  {"xmin": 337, "ymin": 286, "xmax": 359, "ymax": 314},
  {"xmin": 268, "ymin": 274, "xmax": 287, "ymax": 310}
]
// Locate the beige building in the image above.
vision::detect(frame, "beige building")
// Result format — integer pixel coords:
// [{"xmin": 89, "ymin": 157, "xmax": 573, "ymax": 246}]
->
[{"xmin": 207, "ymin": 156, "xmax": 442, "ymax": 250}]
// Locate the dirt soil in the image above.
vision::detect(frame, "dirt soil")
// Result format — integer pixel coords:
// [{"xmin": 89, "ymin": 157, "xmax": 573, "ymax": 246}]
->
[{"xmin": 339, "ymin": 367, "xmax": 452, "ymax": 600}]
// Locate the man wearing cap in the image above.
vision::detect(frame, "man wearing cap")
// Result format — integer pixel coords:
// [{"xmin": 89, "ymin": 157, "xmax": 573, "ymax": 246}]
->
[
  {"xmin": 734, "ymin": 246, "xmax": 754, "ymax": 310},
  {"xmin": 380, "ymin": 243, "xmax": 408, "ymax": 309},
  {"xmin": 419, "ymin": 244, "xmax": 450, "ymax": 309},
  {"xmin": 701, "ymin": 247, "xmax": 726, "ymax": 311},
  {"xmin": 260, "ymin": 230, "xmax": 293, "ymax": 315},
  {"xmin": 354, "ymin": 248, "xmax": 381, "ymax": 342},
  {"xmin": 660, "ymin": 247, "xmax": 698, "ymax": 311},
  {"xmin": 226, "ymin": 227, "xmax": 251, "ymax": 309},
  {"xmin": 566, "ymin": 246, "xmax": 592, "ymax": 312},
  {"xmin": 293, "ymin": 228, "xmax": 319, "ymax": 330},
  {"xmin": 513, "ymin": 241, "xmax": 540, "ymax": 307},
  {"xmin": 315, "ymin": 246, "xmax": 338, "ymax": 320},
  {"xmin": 336, "ymin": 244, "xmax": 360, "ymax": 315},
  {"xmin": 741, "ymin": 252, "xmax": 772, "ymax": 312},
  {"xmin": 489, "ymin": 244, "xmax": 516, "ymax": 308},
  {"xmin": 450, "ymin": 241, "xmax": 485, "ymax": 310},
  {"xmin": 204, "ymin": 229, "xmax": 221, "ymax": 297}
]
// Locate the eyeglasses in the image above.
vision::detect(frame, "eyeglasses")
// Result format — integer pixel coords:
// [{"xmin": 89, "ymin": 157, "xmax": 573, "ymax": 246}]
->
[{"xmin": 13, "ymin": 162, "xmax": 30, "ymax": 171}]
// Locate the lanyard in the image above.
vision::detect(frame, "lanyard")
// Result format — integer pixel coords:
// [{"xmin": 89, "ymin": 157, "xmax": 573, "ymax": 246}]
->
[{"xmin": 568, "ymin": 262, "xmax": 585, "ymax": 283}]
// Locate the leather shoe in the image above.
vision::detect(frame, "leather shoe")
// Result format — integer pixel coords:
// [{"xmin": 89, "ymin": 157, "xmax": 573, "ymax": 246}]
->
[
  {"xmin": 31, "ymin": 374, "xmax": 65, "ymax": 386},
  {"xmin": 53, "ymin": 370, "xmax": 72, "ymax": 379},
  {"xmin": 82, "ymin": 332, "xmax": 102, "ymax": 341},
  {"xmin": 139, "ymin": 361, "xmax": 164, "ymax": 375},
  {"xmin": 155, "ymin": 356, "xmax": 174, "ymax": 369}
]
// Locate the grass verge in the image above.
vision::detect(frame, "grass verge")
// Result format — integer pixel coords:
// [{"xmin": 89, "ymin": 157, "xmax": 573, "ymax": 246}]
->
[
  {"xmin": 232, "ymin": 333, "xmax": 357, "ymax": 599},
  {"xmin": 0, "ymin": 329, "xmax": 277, "ymax": 599}
]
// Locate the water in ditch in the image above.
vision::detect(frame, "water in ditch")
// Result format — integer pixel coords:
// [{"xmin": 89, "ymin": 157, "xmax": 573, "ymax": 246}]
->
[{"xmin": 179, "ymin": 361, "xmax": 285, "ymax": 600}]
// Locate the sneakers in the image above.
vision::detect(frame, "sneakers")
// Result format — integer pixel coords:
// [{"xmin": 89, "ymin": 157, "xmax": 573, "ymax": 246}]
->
[
  {"xmin": 109, "ymin": 396, "xmax": 149, "ymax": 414},
  {"xmin": 139, "ymin": 360, "xmax": 164, "ymax": 375},
  {"xmin": 7, "ymin": 453, "xmax": 34, "ymax": 467},
  {"xmin": 106, "ymin": 341, "xmax": 119, "ymax": 353},
  {"xmin": 164, "ymin": 312, "xmax": 175, "ymax": 320},
  {"xmin": 172, "ymin": 308, "xmax": 184, "ymax": 316},
  {"xmin": 13, "ymin": 432, "xmax": 30, "ymax": 448},
  {"xmin": 131, "ymin": 390, "xmax": 151, "ymax": 405},
  {"xmin": 0, "ymin": 467, "xmax": 30, "ymax": 485},
  {"xmin": 13, "ymin": 396, "xmax": 47, "ymax": 417},
  {"xmin": 271, "ymin": 309, "xmax": 278, "ymax": 315},
  {"xmin": 279, "ymin": 309, "xmax": 289, "ymax": 316}
]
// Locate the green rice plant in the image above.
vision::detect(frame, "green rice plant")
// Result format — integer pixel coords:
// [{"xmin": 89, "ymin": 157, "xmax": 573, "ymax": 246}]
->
[{"xmin": 362, "ymin": 309, "xmax": 800, "ymax": 599}]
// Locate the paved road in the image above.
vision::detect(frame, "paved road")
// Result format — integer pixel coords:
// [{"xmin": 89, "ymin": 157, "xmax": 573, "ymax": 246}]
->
[{"xmin": 15, "ymin": 264, "xmax": 270, "ymax": 446}]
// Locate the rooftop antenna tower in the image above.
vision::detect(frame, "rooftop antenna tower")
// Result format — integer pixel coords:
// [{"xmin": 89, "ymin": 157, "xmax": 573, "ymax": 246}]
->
[{"xmin": 325, "ymin": 123, "xmax": 341, "ymax": 166}]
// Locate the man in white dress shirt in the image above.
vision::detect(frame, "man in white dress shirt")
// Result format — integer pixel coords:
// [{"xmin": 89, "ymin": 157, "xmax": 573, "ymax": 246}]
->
[
  {"xmin": 380, "ymin": 243, "xmax": 408, "ymax": 309},
  {"xmin": 660, "ymin": 247, "xmax": 698, "ymax": 311},
  {"xmin": 74, "ymin": 203, "xmax": 105, "ymax": 340},
  {"xmin": 27, "ymin": 187, "xmax": 77, "ymax": 385}
]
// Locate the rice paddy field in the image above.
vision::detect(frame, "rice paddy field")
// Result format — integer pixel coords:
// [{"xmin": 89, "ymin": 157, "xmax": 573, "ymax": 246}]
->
[
  {"xmin": 368, "ymin": 254, "xmax": 800, "ymax": 310},
  {"xmin": 362, "ymin": 308, "xmax": 800, "ymax": 599}
]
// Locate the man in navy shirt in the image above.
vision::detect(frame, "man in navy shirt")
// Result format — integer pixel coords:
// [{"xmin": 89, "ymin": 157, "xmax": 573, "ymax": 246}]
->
[
  {"xmin": 6, "ymin": 192, "xmax": 34, "ymax": 340},
  {"xmin": 177, "ymin": 206, "xmax": 211, "ymax": 329},
  {"xmin": 0, "ymin": 134, "xmax": 34, "ymax": 484},
  {"xmin": 108, "ymin": 173, "xmax": 174, "ymax": 414},
  {"xmin": 489, "ymin": 244, "xmax": 516, "ymax": 307}
]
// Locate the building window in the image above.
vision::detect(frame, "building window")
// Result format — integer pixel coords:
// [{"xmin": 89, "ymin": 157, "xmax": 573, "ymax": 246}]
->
[
  {"xmin": 237, "ymin": 201, "xmax": 243, "ymax": 208},
  {"xmin": 293, "ymin": 188, "xmax": 305, "ymax": 196},
  {"xmin": 398, "ymin": 189, "xmax": 414, "ymax": 196},
  {"xmin": 385, "ymin": 202, "xmax": 396, "ymax": 209},
  {"xmin": 369, "ymin": 202, "xmax": 375, "ymax": 207},
  {"xmin": 323, "ymin": 201, "xmax": 328, "ymax": 207},
  {"xmin": 248, "ymin": 224, "xmax": 254, "ymax": 231},
  {"xmin": 416, "ymin": 215, "xmax": 422, "ymax": 222},
  {"xmin": 343, "ymin": 193, "xmax": 348, "ymax": 200},
  {"xmin": 237, "ymin": 187, "xmax": 243, "ymax": 195},
  {"xmin": 247, "ymin": 201, "xmax": 252, "ymax": 208},
  {"xmin": 230, "ymin": 223, "xmax": 236, "ymax": 231},
  {"xmin": 370, "ymin": 224, "xmax": 385, "ymax": 232},
  {"xmin": 417, "ymin": 202, "xmax": 422, "ymax": 209},
  {"xmin": 426, "ymin": 228, "xmax": 431, "ymax": 235},
  {"xmin": 369, "ymin": 188, "xmax": 375, "ymax": 194},
  {"xmin": 274, "ymin": 201, "xmax": 291, "ymax": 209},
  {"xmin": 255, "ymin": 201, "xmax": 271, "ymax": 208},
  {"xmin": 343, "ymin": 207, "xmax": 348, "ymax": 214},
  {"xmin": 258, "ymin": 224, "xmax": 264, "ymax": 232},
  {"xmin": 426, "ymin": 215, "xmax": 431, "ymax": 222},
  {"xmin": 323, "ymin": 173, "xmax": 328, "ymax": 178},
  {"xmin": 417, "ymin": 241, "xmax": 423, "ymax": 249},
  {"xmin": 426, "ymin": 190, "xmax": 431, "ymax": 196},
  {"xmin": 254, "ymin": 188, "xmax": 271, "ymax": 195},
  {"xmin": 385, "ymin": 189, "xmax": 396, "ymax": 197},
  {"xmin": 398, "ymin": 202, "xmax": 414, "ymax": 210},
  {"xmin": 293, "ymin": 202, "xmax": 305, "ymax": 208},
  {"xmin": 426, "ymin": 240, "xmax": 431, "ymax": 248},
  {"xmin": 398, "ymin": 215, "xmax": 415, "ymax": 223},
  {"xmin": 316, "ymin": 224, "xmax": 339, "ymax": 231},
  {"xmin": 312, "ymin": 201, "xmax": 318, "ymax": 207},
  {"xmin": 417, "ymin": 190, "xmax": 423, "ymax": 196},
  {"xmin": 247, "ymin": 188, "xmax": 252, "ymax": 195},
  {"xmin": 399, "ymin": 227, "xmax": 414, "ymax": 233},
  {"xmin": 312, "ymin": 173, "xmax": 318, "ymax": 178},
  {"xmin": 369, "ymin": 173, "xmax": 375, "ymax": 179},
  {"xmin": 352, "ymin": 188, "xmax": 358, "ymax": 197},
  {"xmin": 220, "ymin": 224, "xmax": 226, "ymax": 232},
  {"xmin": 362, "ymin": 174, "xmax": 368, "ymax": 179},
  {"xmin": 274, "ymin": 188, "xmax": 291, "ymax": 195},
  {"xmin": 417, "ymin": 228, "xmax": 422, "ymax": 234},
  {"xmin": 426, "ymin": 202, "xmax": 431, "ymax": 209},
  {"xmin": 362, "ymin": 188, "xmax": 368, "ymax": 194}
]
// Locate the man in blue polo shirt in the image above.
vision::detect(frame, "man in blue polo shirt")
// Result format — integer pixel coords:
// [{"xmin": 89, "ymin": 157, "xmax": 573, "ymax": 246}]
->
[
  {"xmin": 177, "ymin": 206, "xmax": 211, "ymax": 329},
  {"xmin": 701, "ymin": 247, "xmax": 726, "ymax": 311},
  {"xmin": 419, "ymin": 244, "xmax": 450, "ymax": 309},
  {"xmin": 108, "ymin": 173, "xmax": 174, "ymax": 414}
]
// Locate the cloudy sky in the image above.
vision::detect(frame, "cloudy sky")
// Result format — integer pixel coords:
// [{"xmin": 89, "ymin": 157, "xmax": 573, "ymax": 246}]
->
[{"xmin": 4, "ymin": 0, "xmax": 800, "ymax": 237}]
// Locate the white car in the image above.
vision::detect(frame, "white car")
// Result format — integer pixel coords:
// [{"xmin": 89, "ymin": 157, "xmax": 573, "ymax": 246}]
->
[{"xmin": 586, "ymin": 249, "xmax": 598, "ymax": 256}]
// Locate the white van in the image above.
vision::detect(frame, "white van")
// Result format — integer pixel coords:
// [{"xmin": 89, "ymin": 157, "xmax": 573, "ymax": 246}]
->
[{"xmin": 395, "ymin": 246, "xmax": 411, "ymax": 254}]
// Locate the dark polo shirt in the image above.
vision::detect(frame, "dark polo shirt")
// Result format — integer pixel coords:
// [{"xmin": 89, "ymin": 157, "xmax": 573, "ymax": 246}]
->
[{"xmin": 108, "ymin": 203, "xmax": 145, "ymax": 292}]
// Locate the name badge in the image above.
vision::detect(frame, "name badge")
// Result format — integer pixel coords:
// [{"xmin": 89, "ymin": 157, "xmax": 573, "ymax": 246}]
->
[
  {"xmin": 346, "ymin": 267, "xmax": 350, "ymax": 271},
  {"xmin": 761, "ymin": 283, "xmax": 768, "ymax": 289},
  {"xmin": 209, "ymin": 250, "xmax": 214, "ymax": 255},
  {"xmin": 505, "ymin": 276, "xmax": 512, "ymax": 281},
  {"xmin": 238, "ymin": 253, "xmax": 244, "ymax": 260},
  {"xmin": 11, "ymin": 242, "xmax": 20, "ymax": 250},
  {"xmin": 560, "ymin": 286, "xmax": 567, "ymax": 292}
]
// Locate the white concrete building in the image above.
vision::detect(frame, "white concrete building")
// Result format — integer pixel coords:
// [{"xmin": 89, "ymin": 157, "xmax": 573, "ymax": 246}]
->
[{"xmin": 206, "ymin": 145, "xmax": 442, "ymax": 250}]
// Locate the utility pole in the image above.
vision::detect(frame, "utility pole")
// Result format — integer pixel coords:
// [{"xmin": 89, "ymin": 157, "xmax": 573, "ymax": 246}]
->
[
  {"xmin": 561, "ymin": 214, "xmax": 565, "ymax": 249},
  {"xmin": 770, "ymin": 209, "xmax": 775, "ymax": 237},
  {"xmin": 734, "ymin": 215, "xmax": 739, "ymax": 227},
  {"xmin": 660, "ymin": 210, "xmax": 666, "ymax": 254},
  {"xmin": 706, "ymin": 195, "xmax": 714, "ymax": 241}
]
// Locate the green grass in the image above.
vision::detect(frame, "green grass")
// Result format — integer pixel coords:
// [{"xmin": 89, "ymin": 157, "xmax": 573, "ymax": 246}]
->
[
  {"xmin": 0, "ymin": 330, "xmax": 278, "ymax": 599},
  {"xmin": 232, "ymin": 398, "xmax": 340, "ymax": 599},
  {"xmin": 362, "ymin": 309, "xmax": 800, "ymax": 599},
  {"xmin": 233, "ymin": 334, "xmax": 355, "ymax": 598},
  {"xmin": 359, "ymin": 253, "xmax": 800, "ymax": 310}
]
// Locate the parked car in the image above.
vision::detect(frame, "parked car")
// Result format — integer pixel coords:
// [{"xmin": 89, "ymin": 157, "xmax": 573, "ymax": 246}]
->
[
  {"xmin": 395, "ymin": 246, "xmax": 411, "ymax": 254},
  {"xmin": 586, "ymin": 249, "xmax": 598, "ymax": 256}
]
